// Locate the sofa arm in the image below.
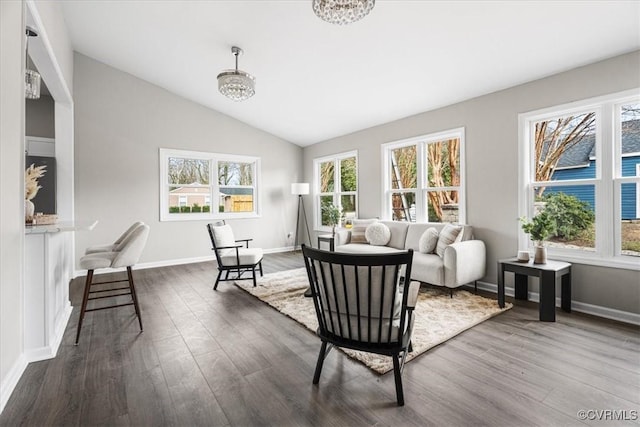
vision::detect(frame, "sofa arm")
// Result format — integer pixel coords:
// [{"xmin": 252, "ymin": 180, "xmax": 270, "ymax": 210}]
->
[
  {"xmin": 443, "ymin": 240, "xmax": 486, "ymax": 288},
  {"xmin": 334, "ymin": 229, "xmax": 351, "ymax": 246}
]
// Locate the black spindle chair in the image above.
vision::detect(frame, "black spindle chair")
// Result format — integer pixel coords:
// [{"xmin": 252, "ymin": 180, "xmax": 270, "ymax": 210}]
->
[{"xmin": 301, "ymin": 245, "xmax": 420, "ymax": 406}]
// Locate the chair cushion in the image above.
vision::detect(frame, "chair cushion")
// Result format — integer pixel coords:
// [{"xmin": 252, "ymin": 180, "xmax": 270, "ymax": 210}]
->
[
  {"xmin": 112, "ymin": 224, "xmax": 150, "ymax": 268},
  {"xmin": 220, "ymin": 248, "xmax": 263, "ymax": 266},
  {"xmin": 85, "ymin": 243, "xmax": 118, "ymax": 254},
  {"xmin": 350, "ymin": 219, "xmax": 377, "ymax": 244},
  {"xmin": 435, "ymin": 223, "xmax": 463, "ymax": 258},
  {"xmin": 418, "ymin": 227, "xmax": 439, "ymax": 254},
  {"xmin": 212, "ymin": 224, "xmax": 236, "ymax": 256},
  {"xmin": 318, "ymin": 262, "xmax": 403, "ymax": 343},
  {"xmin": 365, "ymin": 222, "xmax": 391, "ymax": 246},
  {"xmin": 80, "ymin": 252, "xmax": 118, "ymax": 270}
]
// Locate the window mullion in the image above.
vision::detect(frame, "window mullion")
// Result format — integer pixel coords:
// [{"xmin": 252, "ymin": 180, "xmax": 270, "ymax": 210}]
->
[
  {"xmin": 415, "ymin": 142, "xmax": 426, "ymax": 223},
  {"xmin": 597, "ymin": 104, "xmax": 614, "ymax": 256}
]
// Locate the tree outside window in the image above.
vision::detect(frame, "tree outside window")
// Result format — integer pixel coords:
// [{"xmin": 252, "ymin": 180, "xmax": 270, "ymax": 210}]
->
[
  {"xmin": 383, "ymin": 129, "xmax": 465, "ymax": 223},
  {"xmin": 315, "ymin": 152, "xmax": 357, "ymax": 230},
  {"xmin": 520, "ymin": 90, "xmax": 640, "ymax": 266}
]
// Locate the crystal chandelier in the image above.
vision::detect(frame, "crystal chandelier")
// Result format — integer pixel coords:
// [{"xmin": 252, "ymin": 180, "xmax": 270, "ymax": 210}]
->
[
  {"xmin": 312, "ymin": 0, "xmax": 375, "ymax": 25},
  {"xmin": 217, "ymin": 46, "xmax": 255, "ymax": 102},
  {"xmin": 25, "ymin": 26, "xmax": 41, "ymax": 100}
]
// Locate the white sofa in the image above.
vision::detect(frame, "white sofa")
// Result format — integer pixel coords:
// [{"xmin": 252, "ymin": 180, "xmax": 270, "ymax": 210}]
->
[{"xmin": 334, "ymin": 221, "xmax": 486, "ymax": 290}]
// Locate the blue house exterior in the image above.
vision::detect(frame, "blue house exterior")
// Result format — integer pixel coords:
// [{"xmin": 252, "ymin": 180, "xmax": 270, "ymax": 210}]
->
[{"xmin": 547, "ymin": 119, "xmax": 640, "ymax": 220}]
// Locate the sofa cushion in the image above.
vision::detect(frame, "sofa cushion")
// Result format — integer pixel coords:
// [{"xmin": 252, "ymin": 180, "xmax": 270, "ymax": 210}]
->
[
  {"xmin": 350, "ymin": 219, "xmax": 377, "ymax": 244},
  {"xmin": 410, "ymin": 252, "xmax": 445, "ymax": 286},
  {"xmin": 335, "ymin": 244, "xmax": 404, "ymax": 254},
  {"xmin": 365, "ymin": 222, "xmax": 391, "ymax": 246},
  {"xmin": 418, "ymin": 227, "xmax": 439, "ymax": 253},
  {"xmin": 435, "ymin": 223, "xmax": 463, "ymax": 258},
  {"xmin": 381, "ymin": 221, "xmax": 409, "ymax": 250}
]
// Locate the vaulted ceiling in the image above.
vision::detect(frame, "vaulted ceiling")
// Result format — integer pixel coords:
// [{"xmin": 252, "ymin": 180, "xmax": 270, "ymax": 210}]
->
[{"xmin": 61, "ymin": 1, "xmax": 640, "ymax": 146}]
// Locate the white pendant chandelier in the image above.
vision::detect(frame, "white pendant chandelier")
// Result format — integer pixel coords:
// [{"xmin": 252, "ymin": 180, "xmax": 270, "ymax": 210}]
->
[
  {"xmin": 217, "ymin": 46, "xmax": 255, "ymax": 102},
  {"xmin": 312, "ymin": 0, "xmax": 375, "ymax": 25},
  {"xmin": 25, "ymin": 26, "xmax": 41, "ymax": 100}
]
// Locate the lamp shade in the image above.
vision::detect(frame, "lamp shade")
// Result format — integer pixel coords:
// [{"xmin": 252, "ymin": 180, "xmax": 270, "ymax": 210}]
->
[{"xmin": 291, "ymin": 183, "xmax": 310, "ymax": 195}]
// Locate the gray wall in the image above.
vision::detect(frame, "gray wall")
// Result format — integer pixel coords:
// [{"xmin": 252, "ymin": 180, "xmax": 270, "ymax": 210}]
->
[
  {"xmin": 26, "ymin": 95, "xmax": 55, "ymax": 138},
  {"xmin": 74, "ymin": 54, "xmax": 303, "ymax": 267},
  {"xmin": 303, "ymin": 51, "xmax": 640, "ymax": 316}
]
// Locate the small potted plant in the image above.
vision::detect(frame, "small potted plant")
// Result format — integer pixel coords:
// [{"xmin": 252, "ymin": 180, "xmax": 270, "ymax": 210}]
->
[
  {"xmin": 322, "ymin": 203, "xmax": 342, "ymax": 237},
  {"xmin": 519, "ymin": 211, "xmax": 554, "ymax": 264}
]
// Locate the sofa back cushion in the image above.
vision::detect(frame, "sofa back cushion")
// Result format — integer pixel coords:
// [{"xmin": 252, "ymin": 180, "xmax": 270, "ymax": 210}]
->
[{"xmin": 380, "ymin": 221, "xmax": 409, "ymax": 250}]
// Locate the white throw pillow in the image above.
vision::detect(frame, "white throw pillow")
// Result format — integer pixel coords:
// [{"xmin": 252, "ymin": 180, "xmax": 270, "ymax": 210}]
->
[
  {"xmin": 435, "ymin": 223, "xmax": 463, "ymax": 258},
  {"xmin": 418, "ymin": 227, "xmax": 439, "ymax": 254},
  {"xmin": 365, "ymin": 222, "xmax": 391, "ymax": 246}
]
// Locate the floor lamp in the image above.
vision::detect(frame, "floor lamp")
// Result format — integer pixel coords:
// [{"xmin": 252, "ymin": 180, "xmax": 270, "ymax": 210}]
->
[{"xmin": 291, "ymin": 183, "xmax": 312, "ymax": 249}]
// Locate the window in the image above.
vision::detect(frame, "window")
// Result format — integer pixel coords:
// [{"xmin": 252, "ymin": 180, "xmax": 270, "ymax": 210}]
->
[
  {"xmin": 382, "ymin": 128, "xmax": 465, "ymax": 223},
  {"xmin": 159, "ymin": 149, "xmax": 260, "ymax": 221},
  {"xmin": 313, "ymin": 151, "xmax": 357, "ymax": 230},
  {"xmin": 518, "ymin": 90, "xmax": 640, "ymax": 268}
]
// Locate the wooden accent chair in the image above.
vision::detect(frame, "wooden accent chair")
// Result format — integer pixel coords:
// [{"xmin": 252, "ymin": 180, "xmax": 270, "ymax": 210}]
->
[
  {"xmin": 301, "ymin": 245, "xmax": 420, "ymax": 406},
  {"xmin": 207, "ymin": 222, "xmax": 264, "ymax": 289},
  {"xmin": 75, "ymin": 223, "xmax": 150, "ymax": 345}
]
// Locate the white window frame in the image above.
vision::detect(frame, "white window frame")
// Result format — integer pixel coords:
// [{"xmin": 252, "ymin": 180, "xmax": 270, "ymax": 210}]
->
[
  {"xmin": 159, "ymin": 148, "xmax": 261, "ymax": 221},
  {"xmin": 518, "ymin": 89, "xmax": 640, "ymax": 270},
  {"xmin": 313, "ymin": 150, "xmax": 358, "ymax": 232},
  {"xmin": 381, "ymin": 128, "xmax": 466, "ymax": 224}
]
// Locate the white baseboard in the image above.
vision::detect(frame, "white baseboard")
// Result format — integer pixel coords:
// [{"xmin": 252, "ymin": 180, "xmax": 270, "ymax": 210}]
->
[
  {"xmin": 474, "ymin": 280, "xmax": 640, "ymax": 326},
  {"xmin": 0, "ymin": 354, "xmax": 28, "ymax": 414},
  {"xmin": 22, "ymin": 302, "xmax": 72, "ymax": 368},
  {"xmin": 73, "ymin": 246, "xmax": 296, "ymax": 278}
]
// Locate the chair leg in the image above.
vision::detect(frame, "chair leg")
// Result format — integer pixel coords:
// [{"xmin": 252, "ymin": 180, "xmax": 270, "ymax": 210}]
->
[
  {"xmin": 313, "ymin": 341, "xmax": 328, "ymax": 384},
  {"xmin": 213, "ymin": 270, "xmax": 223, "ymax": 290},
  {"xmin": 75, "ymin": 269, "xmax": 94, "ymax": 345},
  {"xmin": 408, "ymin": 341, "xmax": 413, "ymax": 353},
  {"xmin": 392, "ymin": 354, "xmax": 405, "ymax": 406},
  {"xmin": 252, "ymin": 266, "xmax": 257, "ymax": 287},
  {"xmin": 258, "ymin": 261, "xmax": 263, "ymax": 277},
  {"xmin": 450, "ymin": 289, "xmax": 453, "ymax": 298},
  {"xmin": 127, "ymin": 266, "xmax": 143, "ymax": 332},
  {"xmin": 474, "ymin": 281, "xmax": 478, "ymax": 293}
]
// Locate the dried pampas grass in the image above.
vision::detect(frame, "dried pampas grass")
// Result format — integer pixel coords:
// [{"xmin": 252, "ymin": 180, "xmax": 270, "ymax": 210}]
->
[{"xmin": 25, "ymin": 163, "xmax": 46, "ymax": 200}]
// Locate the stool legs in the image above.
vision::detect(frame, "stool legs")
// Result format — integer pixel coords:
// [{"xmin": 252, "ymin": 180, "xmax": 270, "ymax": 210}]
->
[
  {"xmin": 127, "ymin": 266, "xmax": 143, "ymax": 332},
  {"xmin": 74, "ymin": 267, "xmax": 143, "ymax": 345},
  {"xmin": 75, "ymin": 269, "xmax": 94, "ymax": 345}
]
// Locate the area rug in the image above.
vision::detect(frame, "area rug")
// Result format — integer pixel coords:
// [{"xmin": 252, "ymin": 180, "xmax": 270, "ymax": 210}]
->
[{"xmin": 235, "ymin": 268, "xmax": 512, "ymax": 374}]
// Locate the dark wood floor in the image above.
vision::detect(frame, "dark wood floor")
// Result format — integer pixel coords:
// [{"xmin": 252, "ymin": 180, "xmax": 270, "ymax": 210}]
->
[{"xmin": 1, "ymin": 251, "xmax": 639, "ymax": 426}]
